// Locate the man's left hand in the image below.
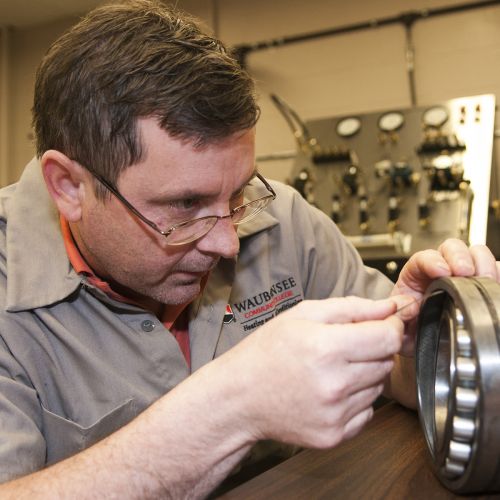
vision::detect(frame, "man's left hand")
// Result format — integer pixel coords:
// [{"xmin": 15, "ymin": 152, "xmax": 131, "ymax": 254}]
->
[
  {"xmin": 393, "ymin": 238, "xmax": 499, "ymax": 299},
  {"xmin": 391, "ymin": 238, "xmax": 499, "ymax": 356}
]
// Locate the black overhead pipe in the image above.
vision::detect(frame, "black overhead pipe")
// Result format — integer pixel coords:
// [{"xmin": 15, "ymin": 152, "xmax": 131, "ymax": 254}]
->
[
  {"xmin": 232, "ymin": 0, "xmax": 500, "ymax": 107},
  {"xmin": 233, "ymin": 0, "xmax": 500, "ymax": 67}
]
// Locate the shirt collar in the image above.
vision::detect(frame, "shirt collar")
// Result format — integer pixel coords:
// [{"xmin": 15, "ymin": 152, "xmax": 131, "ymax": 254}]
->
[{"xmin": 5, "ymin": 158, "xmax": 81, "ymax": 312}]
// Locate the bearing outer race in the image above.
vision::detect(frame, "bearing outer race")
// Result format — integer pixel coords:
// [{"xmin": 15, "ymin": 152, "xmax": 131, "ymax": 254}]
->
[
  {"xmin": 471, "ymin": 277, "xmax": 500, "ymax": 492},
  {"xmin": 416, "ymin": 277, "xmax": 500, "ymax": 493}
]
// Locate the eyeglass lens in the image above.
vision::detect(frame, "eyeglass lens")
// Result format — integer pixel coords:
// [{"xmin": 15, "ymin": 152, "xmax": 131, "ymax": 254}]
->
[{"xmin": 166, "ymin": 197, "xmax": 272, "ymax": 245}]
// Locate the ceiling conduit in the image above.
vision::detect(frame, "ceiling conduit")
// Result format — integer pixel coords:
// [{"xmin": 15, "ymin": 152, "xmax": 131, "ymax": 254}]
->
[{"xmin": 233, "ymin": 0, "xmax": 500, "ymax": 107}]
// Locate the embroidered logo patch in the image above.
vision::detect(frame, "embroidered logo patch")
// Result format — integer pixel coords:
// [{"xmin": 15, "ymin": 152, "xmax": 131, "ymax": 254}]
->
[
  {"xmin": 231, "ymin": 276, "xmax": 303, "ymax": 332},
  {"xmin": 223, "ymin": 304, "xmax": 235, "ymax": 324}
]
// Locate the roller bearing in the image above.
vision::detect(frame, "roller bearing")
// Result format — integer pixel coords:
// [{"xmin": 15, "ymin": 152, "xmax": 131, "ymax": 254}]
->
[{"xmin": 416, "ymin": 277, "xmax": 500, "ymax": 494}]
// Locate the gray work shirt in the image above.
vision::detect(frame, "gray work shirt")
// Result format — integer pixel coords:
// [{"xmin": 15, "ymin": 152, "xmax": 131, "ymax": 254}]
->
[{"xmin": 0, "ymin": 158, "xmax": 393, "ymax": 482}]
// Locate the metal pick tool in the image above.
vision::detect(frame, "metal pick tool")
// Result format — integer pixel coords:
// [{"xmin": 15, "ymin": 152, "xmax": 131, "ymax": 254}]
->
[{"xmin": 395, "ymin": 290, "xmax": 445, "ymax": 317}]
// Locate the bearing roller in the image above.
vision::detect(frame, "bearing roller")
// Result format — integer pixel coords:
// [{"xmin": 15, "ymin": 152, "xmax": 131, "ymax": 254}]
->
[{"xmin": 416, "ymin": 276, "xmax": 500, "ymax": 494}]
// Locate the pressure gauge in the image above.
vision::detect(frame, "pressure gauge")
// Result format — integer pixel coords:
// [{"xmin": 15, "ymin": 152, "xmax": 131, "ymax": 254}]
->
[
  {"xmin": 336, "ymin": 116, "xmax": 361, "ymax": 138},
  {"xmin": 422, "ymin": 106, "xmax": 449, "ymax": 128},
  {"xmin": 378, "ymin": 111, "xmax": 405, "ymax": 132}
]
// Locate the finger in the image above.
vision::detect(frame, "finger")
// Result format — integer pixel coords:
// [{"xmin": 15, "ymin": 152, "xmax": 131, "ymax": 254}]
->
[
  {"xmin": 308, "ymin": 387, "xmax": 379, "ymax": 449},
  {"xmin": 342, "ymin": 405, "xmax": 375, "ymax": 442},
  {"xmin": 391, "ymin": 294, "xmax": 420, "ymax": 322},
  {"xmin": 338, "ymin": 384, "xmax": 383, "ymax": 435},
  {"xmin": 328, "ymin": 316, "xmax": 404, "ymax": 362},
  {"xmin": 342, "ymin": 358, "xmax": 394, "ymax": 395},
  {"xmin": 400, "ymin": 326, "xmax": 417, "ymax": 357},
  {"xmin": 469, "ymin": 244, "xmax": 498, "ymax": 280},
  {"xmin": 394, "ymin": 249, "xmax": 451, "ymax": 296},
  {"xmin": 285, "ymin": 296, "xmax": 398, "ymax": 325},
  {"xmin": 437, "ymin": 238, "xmax": 475, "ymax": 276}
]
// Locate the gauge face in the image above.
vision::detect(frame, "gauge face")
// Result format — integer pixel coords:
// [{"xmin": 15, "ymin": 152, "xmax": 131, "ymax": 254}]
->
[
  {"xmin": 378, "ymin": 111, "xmax": 405, "ymax": 132},
  {"xmin": 336, "ymin": 116, "xmax": 361, "ymax": 138},
  {"xmin": 423, "ymin": 106, "xmax": 449, "ymax": 128}
]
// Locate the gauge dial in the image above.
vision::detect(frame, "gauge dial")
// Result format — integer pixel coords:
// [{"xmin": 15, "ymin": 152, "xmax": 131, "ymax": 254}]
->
[
  {"xmin": 423, "ymin": 106, "xmax": 449, "ymax": 128},
  {"xmin": 378, "ymin": 111, "xmax": 405, "ymax": 132},
  {"xmin": 336, "ymin": 116, "xmax": 361, "ymax": 138}
]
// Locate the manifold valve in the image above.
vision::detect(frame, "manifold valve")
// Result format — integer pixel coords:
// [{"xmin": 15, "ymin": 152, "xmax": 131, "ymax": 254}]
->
[{"xmin": 416, "ymin": 276, "xmax": 500, "ymax": 494}]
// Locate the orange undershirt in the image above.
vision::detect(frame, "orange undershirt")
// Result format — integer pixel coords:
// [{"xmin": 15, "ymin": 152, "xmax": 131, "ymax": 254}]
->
[{"xmin": 60, "ymin": 216, "xmax": 198, "ymax": 368}]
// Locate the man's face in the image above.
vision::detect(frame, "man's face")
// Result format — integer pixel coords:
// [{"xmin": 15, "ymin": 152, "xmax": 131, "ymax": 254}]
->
[{"xmin": 72, "ymin": 118, "xmax": 256, "ymax": 308}]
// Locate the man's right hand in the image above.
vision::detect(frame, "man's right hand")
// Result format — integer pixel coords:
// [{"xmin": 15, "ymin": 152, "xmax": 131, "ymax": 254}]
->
[{"xmin": 225, "ymin": 296, "xmax": 403, "ymax": 450}]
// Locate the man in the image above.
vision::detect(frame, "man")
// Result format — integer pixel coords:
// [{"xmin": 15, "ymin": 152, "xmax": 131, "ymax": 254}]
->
[{"xmin": 0, "ymin": 0, "xmax": 497, "ymax": 498}]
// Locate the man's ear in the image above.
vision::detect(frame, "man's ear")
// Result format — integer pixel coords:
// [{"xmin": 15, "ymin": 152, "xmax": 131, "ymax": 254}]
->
[{"xmin": 41, "ymin": 150, "xmax": 89, "ymax": 222}]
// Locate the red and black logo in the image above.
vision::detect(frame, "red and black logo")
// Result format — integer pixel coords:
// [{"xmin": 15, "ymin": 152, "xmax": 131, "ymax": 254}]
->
[
  {"xmin": 231, "ymin": 276, "xmax": 303, "ymax": 332},
  {"xmin": 223, "ymin": 304, "xmax": 235, "ymax": 324}
]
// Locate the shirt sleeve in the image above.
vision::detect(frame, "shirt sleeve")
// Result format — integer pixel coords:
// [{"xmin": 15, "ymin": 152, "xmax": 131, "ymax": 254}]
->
[{"xmin": 0, "ymin": 334, "xmax": 46, "ymax": 482}]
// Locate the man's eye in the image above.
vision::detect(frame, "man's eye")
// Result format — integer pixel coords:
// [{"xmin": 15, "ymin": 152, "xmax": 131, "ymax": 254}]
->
[{"xmin": 169, "ymin": 199, "xmax": 200, "ymax": 211}]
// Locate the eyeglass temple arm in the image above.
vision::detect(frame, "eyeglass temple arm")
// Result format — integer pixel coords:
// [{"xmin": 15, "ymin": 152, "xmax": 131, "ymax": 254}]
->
[
  {"xmin": 90, "ymin": 172, "xmax": 165, "ymax": 234},
  {"xmin": 256, "ymin": 172, "xmax": 276, "ymax": 198}
]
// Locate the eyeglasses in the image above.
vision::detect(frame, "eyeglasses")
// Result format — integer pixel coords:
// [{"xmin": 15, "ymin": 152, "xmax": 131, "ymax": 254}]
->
[{"xmin": 90, "ymin": 171, "xmax": 276, "ymax": 246}]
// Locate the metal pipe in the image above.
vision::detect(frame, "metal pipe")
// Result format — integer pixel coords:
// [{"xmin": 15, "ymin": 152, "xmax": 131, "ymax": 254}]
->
[
  {"xmin": 256, "ymin": 150, "xmax": 297, "ymax": 162},
  {"xmin": 233, "ymin": 0, "xmax": 500, "ymax": 66},
  {"xmin": 211, "ymin": 0, "xmax": 220, "ymax": 39},
  {"xmin": 346, "ymin": 231, "xmax": 412, "ymax": 254},
  {"xmin": 404, "ymin": 23, "xmax": 417, "ymax": 106}
]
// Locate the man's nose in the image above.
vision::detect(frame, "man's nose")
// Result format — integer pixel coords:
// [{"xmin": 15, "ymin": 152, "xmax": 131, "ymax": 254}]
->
[{"xmin": 195, "ymin": 215, "xmax": 240, "ymax": 258}]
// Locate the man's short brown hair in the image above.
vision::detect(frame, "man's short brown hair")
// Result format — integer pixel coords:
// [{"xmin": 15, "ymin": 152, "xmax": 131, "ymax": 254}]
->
[{"xmin": 32, "ymin": 0, "xmax": 259, "ymax": 189}]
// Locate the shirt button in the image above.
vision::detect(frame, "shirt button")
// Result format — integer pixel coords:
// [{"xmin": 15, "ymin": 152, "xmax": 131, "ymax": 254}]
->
[{"xmin": 141, "ymin": 320, "xmax": 155, "ymax": 332}]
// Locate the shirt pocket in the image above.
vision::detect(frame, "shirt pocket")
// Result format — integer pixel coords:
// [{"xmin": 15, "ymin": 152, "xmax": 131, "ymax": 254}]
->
[{"xmin": 41, "ymin": 398, "xmax": 137, "ymax": 465}]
